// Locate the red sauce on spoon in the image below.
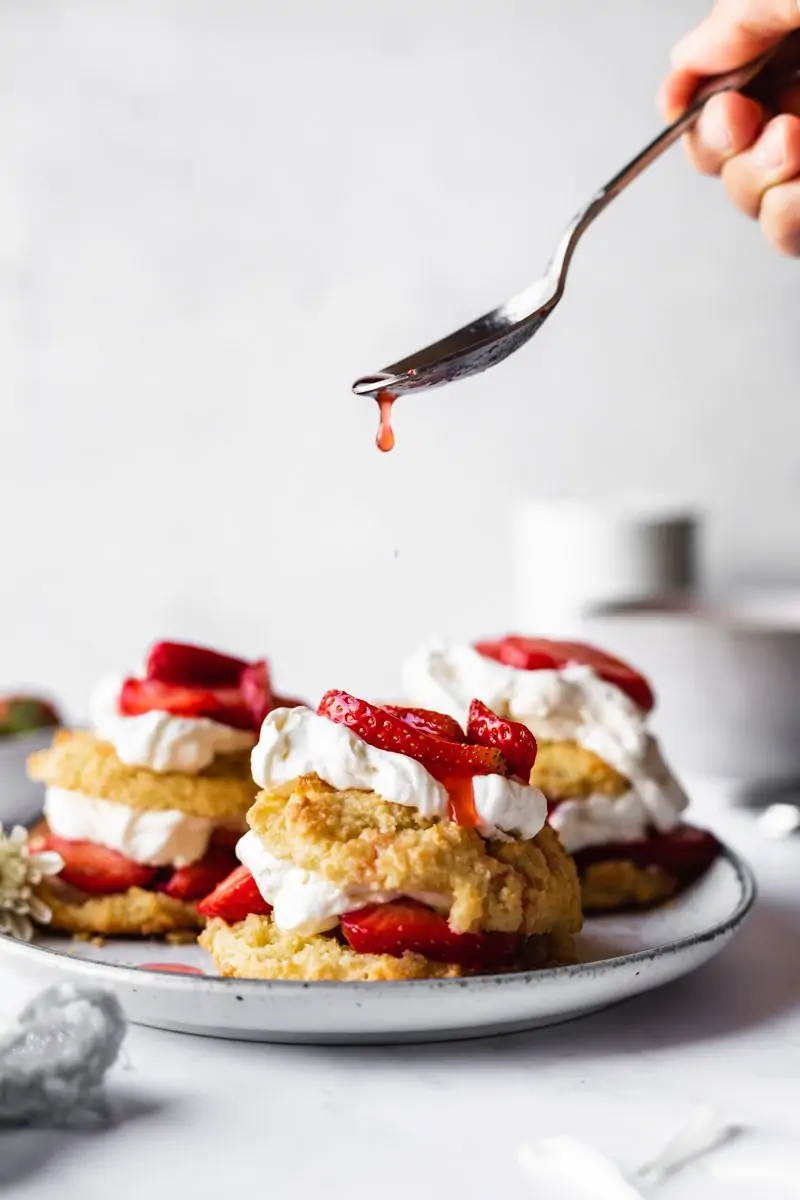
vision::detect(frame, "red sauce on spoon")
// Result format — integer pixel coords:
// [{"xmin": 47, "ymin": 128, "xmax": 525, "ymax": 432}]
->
[{"xmin": 375, "ymin": 390, "xmax": 396, "ymax": 453}]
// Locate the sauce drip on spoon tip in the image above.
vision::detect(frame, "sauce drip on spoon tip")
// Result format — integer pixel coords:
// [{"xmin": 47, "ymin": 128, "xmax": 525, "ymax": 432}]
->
[{"xmin": 375, "ymin": 391, "xmax": 396, "ymax": 453}]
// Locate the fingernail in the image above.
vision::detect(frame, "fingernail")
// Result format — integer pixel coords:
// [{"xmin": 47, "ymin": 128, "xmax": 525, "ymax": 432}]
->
[
  {"xmin": 755, "ymin": 123, "xmax": 786, "ymax": 173},
  {"xmin": 699, "ymin": 102, "xmax": 732, "ymax": 154}
]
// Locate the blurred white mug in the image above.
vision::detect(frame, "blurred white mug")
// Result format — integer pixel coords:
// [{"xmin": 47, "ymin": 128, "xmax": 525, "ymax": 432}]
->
[{"xmin": 512, "ymin": 497, "xmax": 699, "ymax": 636}]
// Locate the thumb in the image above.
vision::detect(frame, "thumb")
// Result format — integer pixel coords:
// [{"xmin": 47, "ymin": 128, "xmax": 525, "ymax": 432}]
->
[{"xmin": 672, "ymin": 0, "xmax": 800, "ymax": 73}]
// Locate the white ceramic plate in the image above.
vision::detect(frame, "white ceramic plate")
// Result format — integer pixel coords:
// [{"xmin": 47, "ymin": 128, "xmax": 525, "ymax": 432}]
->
[{"xmin": 1, "ymin": 844, "xmax": 754, "ymax": 1044}]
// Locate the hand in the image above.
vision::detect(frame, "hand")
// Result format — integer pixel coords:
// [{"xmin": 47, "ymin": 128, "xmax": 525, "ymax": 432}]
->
[{"xmin": 659, "ymin": 0, "xmax": 800, "ymax": 255}]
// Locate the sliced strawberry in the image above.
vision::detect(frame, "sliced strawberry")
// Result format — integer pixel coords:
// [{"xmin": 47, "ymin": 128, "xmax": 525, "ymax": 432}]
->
[
  {"xmin": 39, "ymin": 833, "xmax": 158, "ymax": 895},
  {"xmin": 160, "ymin": 845, "xmax": 239, "ymax": 901},
  {"xmin": 573, "ymin": 824, "xmax": 720, "ymax": 879},
  {"xmin": 239, "ymin": 660, "xmax": 274, "ymax": 729},
  {"xmin": 120, "ymin": 677, "xmax": 219, "ymax": 719},
  {"xmin": 197, "ymin": 697, "xmax": 260, "ymax": 731},
  {"xmin": 317, "ymin": 690, "xmax": 506, "ymax": 781},
  {"xmin": 383, "ymin": 705, "xmax": 466, "ymax": 743},
  {"xmin": 121, "ymin": 644, "xmax": 298, "ymax": 732},
  {"xmin": 341, "ymin": 900, "xmax": 521, "ymax": 970},
  {"xmin": 210, "ymin": 825, "xmax": 245, "ymax": 851},
  {"xmin": 196, "ymin": 865, "xmax": 272, "ymax": 923},
  {"xmin": 474, "ymin": 636, "xmax": 655, "ymax": 712},
  {"xmin": 119, "ymin": 677, "xmax": 256, "ymax": 731},
  {"xmin": 146, "ymin": 641, "xmax": 248, "ymax": 688},
  {"xmin": 466, "ymin": 699, "xmax": 537, "ymax": 780}
]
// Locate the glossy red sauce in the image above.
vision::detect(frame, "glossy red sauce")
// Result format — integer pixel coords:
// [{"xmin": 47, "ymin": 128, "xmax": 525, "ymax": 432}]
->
[
  {"xmin": 444, "ymin": 776, "xmax": 478, "ymax": 828},
  {"xmin": 375, "ymin": 390, "xmax": 396, "ymax": 453}
]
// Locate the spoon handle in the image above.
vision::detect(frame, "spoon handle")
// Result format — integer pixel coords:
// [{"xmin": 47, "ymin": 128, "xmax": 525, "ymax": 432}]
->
[{"xmin": 548, "ymin": 31, "xmax": 800, "ymax": 294}]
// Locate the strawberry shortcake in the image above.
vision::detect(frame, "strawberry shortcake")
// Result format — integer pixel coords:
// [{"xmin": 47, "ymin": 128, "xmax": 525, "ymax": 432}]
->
[
  {"xmin": 27, "ymin": 641, "xmax": 301, "ymax": 937},
  {"xmin": 403, "ymin": 636, "xmax": 720, "ymax": 911},
  {"xmin": 198, "ymin": 693, "xmax": 582, "ymax": 981}
]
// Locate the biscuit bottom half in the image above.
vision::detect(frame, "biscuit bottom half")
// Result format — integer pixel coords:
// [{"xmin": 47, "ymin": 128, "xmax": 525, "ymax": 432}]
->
[
  {"xmin": 579, "ymin": 861, "xmax": 678, "ymax": 912},
  {"xmin": 200, "ymin": 914, "xmax": 578, "ymax": 982},
  {"xmin": 37, "ymin": 877, "xmax": 203, "ymax": 937}
]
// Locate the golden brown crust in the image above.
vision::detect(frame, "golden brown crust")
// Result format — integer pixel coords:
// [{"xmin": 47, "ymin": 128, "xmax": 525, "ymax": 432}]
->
[
  {"xmin": 37, "ymin": 878, "xmax": 203, "ymax": 937},
  {"xmin": 530, "ymin": 739, "xmax": 629, "ymax": 801},
  {"xmin": 28, "ymin": 730, "xmax": 256, "ymax": 820},
  {"xmin": 199, "ymin": 915, "xmax": 576, "ymax": 981},
  {"xmin": 247, "ymin": 776, "xmax": 582, "ymax": 938},
  {"xmin": 580, "ymin": 859, "xmax": 678, "ymax": 912}
]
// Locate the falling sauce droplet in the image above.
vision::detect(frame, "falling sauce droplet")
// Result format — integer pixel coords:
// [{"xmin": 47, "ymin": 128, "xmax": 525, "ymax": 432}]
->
[{"xmin": 375, "ymin": 391, "xmax": 396, "ymax": 453}]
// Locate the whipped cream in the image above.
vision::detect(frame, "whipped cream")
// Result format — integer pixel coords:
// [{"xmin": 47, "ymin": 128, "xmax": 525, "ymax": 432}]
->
[
  {"xmin": 549, "ymin": 792, "xmax": 663, "ymax": 855},
  {"xmin": 237, "ymin": 830, "xmax": 450, "ymax": 936},
  {"xmin": 402, "ymin": 642, "xmax": 688, "ymax": 843},
  {"xmin": 90, "ymin": 675, "xmax": 255, "ymax": 775},
  {"xmin": 251, "ymin": 707, "xmax": 547, "ymax": 841},
  {"xmin": 44, "ymin": 786, "xmax": 232, "ymax": 867}
]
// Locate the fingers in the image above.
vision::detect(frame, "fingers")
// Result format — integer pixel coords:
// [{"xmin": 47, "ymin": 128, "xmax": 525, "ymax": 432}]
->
[
  {"xmin": 721, "ymin": 112, "xmax": 800, "ymax": 214},
  {"xmin": 672, "ymin": 0, "xmax": 800, "ymax": 75},
  {"xmin": 660, "ymin": 2, "xmax": 800, "ymax": 254},
  {"xmin": 760, "ymin": 178, "xmax": 800, "ymax": 253},
  {"xmin": 658, "ymin": 69, "xmax": 703, "ymax": 122},
  {"xmin": 683, "ymin": 91, "xmax": 767, "ymax": 174}
]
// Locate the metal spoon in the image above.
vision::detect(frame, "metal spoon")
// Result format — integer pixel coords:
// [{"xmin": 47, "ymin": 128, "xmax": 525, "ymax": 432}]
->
[{"xmin": 353, "ymin": 33, "xmax": 800, "ymax": 401}]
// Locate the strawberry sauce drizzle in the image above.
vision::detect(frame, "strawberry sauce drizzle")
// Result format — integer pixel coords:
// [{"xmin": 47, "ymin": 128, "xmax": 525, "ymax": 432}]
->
[
  {"xmin": 375, "ymin": 391, "xmax": 396, "ymax": 453},
  {"xmin": 444, "ymin": 776, "xmax": 479, "ymax": 828}
]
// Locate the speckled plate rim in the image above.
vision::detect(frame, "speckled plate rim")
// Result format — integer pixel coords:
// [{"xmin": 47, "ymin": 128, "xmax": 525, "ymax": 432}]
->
[{"xmin": 0, "ymin": 841, "xmax": 756, "ymax": 997}]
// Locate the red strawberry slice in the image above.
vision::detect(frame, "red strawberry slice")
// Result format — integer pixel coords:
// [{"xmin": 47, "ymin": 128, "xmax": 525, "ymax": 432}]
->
[
  {"xmin": 39, "ymin": 833, "xmax": 158, "ymax": 895},
  {"xmin": 119, "ymin": 678, "xmax": 257, "ymax": 731},
  {"xmin": 196, "ymin": 865, "xmax": 272, "ymax": 923},
  {"xmin": 573, "ymin": 824, "xmax": 720, "ymax": 879},
  {"xmin": 383, "ymin": 705, "xmax": 466, "ymax": 743},
  {"xmin": 146, "ymin": 642, "xmax": 248, "ymax": 688},
  {"xmin": 466, "ymin": 699, "xmax": 537, "ymax": 780},
  {"xmin": 341, "ymin": 900, "xmax": 521, "ymax": 970},
  {"xmin": 209, "ymin": 825, "xmax": 245, "ymax": 851},
  {"xmin": 160, "ymin": 845, "xmax": 239, "ymax": 901},
  {"xmin": 474, "ymin": 636, "xmax": 655, "ymax": 712},
  {"xmin": 120, "ymin": 678, "xmax": 216, "ymax": 719},
  {"xmin": 317, "ymin": 690, "xmax": 507, "ymax": 781},
  {"xmin": 239, "ymin": 660, "xmax": 274, "ymax": 729}
]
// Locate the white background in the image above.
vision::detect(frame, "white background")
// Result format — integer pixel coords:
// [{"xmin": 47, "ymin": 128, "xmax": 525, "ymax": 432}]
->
[{"xmin": 1, "ymin": 0, "xmax": 798, "ymax": 716}]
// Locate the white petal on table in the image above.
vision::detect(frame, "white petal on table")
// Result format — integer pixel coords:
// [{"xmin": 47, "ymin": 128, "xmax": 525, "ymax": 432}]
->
[
  {"xmin": 518, "ymin": 1108, "xmax": 744, "ymax": 1196},
  {"xmin": 517, "ymin": 1137, "xmax": 645, "ymax": 1199}
]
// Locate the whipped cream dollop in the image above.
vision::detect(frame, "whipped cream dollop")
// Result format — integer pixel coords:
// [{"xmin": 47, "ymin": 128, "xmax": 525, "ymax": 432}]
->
[
  {"xmin": 549, "ymin": 791, "xmax": 664, "ymax": 855},
  {"xmin": 44, "ymin": 786, "xmax": 237, "ymax": 867},
  {"xmin": 90, "ymin": 676, "xmax": 255, "ymax": 775},
  {"xmin": 402, "ymin": 642, "xmax": 688, "ymax": 849},
  {"xmin": 237, "ymin": 830, "xmax": 449, "ymax": 937},
  {"xmin": 251, "ymin": 706, "xmax": 548, "ymax": 841}
]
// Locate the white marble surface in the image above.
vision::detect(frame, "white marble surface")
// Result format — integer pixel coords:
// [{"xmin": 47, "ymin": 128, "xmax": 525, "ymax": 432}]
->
[
  {"xmin": 2, "ymin": 790, "xmax": 799, "ymax": 1199},
  {"xmin": 1, "ymin": 0, "xmax": 800, "ymax": 720}
]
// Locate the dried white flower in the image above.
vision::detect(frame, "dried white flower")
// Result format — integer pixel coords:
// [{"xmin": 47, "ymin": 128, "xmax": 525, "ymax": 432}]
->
[{"xmin": 0, "ymin": 824, "xmax": 63, "ymax": 942}]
